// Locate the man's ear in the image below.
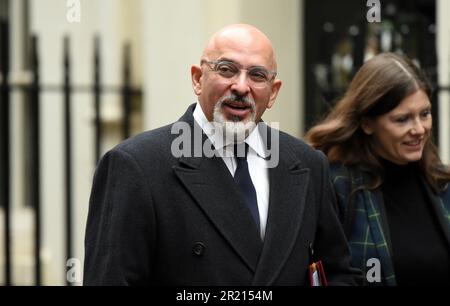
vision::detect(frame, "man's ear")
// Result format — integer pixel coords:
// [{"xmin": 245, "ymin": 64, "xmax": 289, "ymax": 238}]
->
[
  {"xmin": 191, "ymin": 65, "xmax": 202, "ymax": 96},
  {"xmin": 361, "ymin": 117, "xmax": 374, "ymax": 135},
  {"xmin": 267, "ymin": 79, "xmax": 282, "ymax": 109}
]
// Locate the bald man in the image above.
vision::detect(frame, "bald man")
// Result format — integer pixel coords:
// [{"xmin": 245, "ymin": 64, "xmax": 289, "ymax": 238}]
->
[{"xmin": 84, "ymin": 24, "xmax": 358, "ymax": 286}]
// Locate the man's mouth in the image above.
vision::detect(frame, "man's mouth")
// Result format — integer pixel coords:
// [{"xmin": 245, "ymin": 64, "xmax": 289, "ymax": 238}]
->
[
  {"xmin": 222, "ymin": 102, "xmax": 252, "ymax": 119},
  {"xmin": 224, "ymin": 101, "xmax": 251, "ymax": 109}
]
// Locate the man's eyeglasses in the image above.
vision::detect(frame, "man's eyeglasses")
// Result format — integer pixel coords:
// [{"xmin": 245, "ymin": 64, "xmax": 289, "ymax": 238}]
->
[{"xmin": 202, "ymin": 60, "xmax": 277, "ymax": 89}]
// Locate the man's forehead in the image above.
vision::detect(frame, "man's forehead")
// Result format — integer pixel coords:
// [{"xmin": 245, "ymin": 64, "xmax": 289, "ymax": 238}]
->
[{"xmin": 205, "ymin": 35, "xmax": 275, "ymax": 67}]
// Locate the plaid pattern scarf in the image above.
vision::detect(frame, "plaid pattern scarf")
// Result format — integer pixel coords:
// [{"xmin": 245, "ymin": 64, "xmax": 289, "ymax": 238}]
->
[{"xmin": 330, "ymin": 164, "xmax": 450, "ymax": 286}]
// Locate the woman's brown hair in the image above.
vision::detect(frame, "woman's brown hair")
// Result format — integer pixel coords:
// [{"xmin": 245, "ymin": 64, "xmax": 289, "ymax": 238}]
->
[{"xmin": 306, "ymin": 52, "xmax": 450, "ymax": 192}]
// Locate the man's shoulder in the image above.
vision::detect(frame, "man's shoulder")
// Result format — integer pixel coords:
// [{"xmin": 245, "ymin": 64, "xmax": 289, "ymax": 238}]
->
[
  {"xmin": 98, "ymin": 122, "xmax": 183, "ymax": 174},
  {"xmin": 112, "ymin": 104, "xmax": 196, "ymax": 156},
  {"xmin": 114, "ymin": 123, "xmax": 174, "ymax": 154}
]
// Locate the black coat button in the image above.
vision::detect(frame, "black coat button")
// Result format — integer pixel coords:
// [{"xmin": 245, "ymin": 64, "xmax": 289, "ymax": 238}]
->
[{"xmin": 193, "ymin": 242, "xmax": 205, "ymax": 256}]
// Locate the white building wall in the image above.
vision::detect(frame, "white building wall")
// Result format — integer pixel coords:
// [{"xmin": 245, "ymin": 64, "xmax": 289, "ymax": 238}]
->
[
  {"xmin": 27, "ymin": 0, "xmax": 99, "ymax": 285},
  {"xmin": 240, "ymin": 0, "xmax": 303, "ymax": 136},
  {"xmin": 9, "ymin": 0, "xmax": 32, "ymax": 285},
  {"xmin": 437, "ymin": 0, "xmax": 450, "ymax": 164},
  {"xmin": 24, "ymin": 0, "xmax": 145, "ymax": 284}
]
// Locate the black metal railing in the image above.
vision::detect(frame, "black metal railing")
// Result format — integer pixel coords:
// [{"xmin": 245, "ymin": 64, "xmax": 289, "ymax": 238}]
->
[
  {"xmin": 30, "ymin": 34, "xmax": 41, "ymax": 286},
  {"xmin": 0, "ymin": 34, "xmax": 143, "ymax": 285},
  {"xmin": 63, "ymin": 36, "xmax": 72, "ymax": 286}
]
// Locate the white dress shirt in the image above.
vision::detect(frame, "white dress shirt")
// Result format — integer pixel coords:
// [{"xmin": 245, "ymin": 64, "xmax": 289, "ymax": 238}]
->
[{"xmin": 193, "ymin": 102, "xmax": 270, "ymax": 240}]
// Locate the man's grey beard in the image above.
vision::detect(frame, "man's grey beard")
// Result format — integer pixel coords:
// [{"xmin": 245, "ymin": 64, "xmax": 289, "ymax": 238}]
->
[{"xmin": 212, "ymin": 95, "xmax": 257, "ymax": 144}]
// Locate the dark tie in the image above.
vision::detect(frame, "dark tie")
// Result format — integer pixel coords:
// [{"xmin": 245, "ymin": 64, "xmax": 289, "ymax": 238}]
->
[{"xmin": 233, "ymin": 143, "xmax": 260, "ymax": 232}]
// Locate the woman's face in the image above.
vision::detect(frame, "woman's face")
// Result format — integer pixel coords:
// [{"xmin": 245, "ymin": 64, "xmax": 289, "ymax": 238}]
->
[{"xmin": 362, "ymin": 90, "xmax": 432, "ymax": 165}]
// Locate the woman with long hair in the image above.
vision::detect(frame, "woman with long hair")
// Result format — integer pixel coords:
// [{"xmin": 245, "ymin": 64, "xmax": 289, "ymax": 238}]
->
[{"xmin": 306, "ymin": 52, "xmax": 450, "ymax": 285}]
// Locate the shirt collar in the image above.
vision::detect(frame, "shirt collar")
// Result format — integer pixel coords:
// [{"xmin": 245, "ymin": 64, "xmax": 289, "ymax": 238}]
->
[{"xmin": 193, "ymin": 102, "xmax": 269, "ymax": 158}]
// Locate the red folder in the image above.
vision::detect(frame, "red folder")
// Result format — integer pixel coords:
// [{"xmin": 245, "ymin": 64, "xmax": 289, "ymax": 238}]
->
[{"xmin": 309, "ymin": 261, "xmax": 328, "ymax": 286}]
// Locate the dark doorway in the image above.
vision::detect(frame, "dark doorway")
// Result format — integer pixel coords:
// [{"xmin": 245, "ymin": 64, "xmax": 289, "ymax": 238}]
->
[{"xmin": 303, "ymin": 0, "xmax": 438, "ymax": 140}]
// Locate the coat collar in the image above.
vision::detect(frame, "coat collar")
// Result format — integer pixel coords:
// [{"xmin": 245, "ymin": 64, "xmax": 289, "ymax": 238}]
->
[{"xmin": 172, "ymin": 104, "xmax": 310, "ymax": 283}]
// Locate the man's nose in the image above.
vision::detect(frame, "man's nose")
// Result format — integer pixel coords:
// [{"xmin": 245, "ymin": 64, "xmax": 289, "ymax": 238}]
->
[{"xmin": 230, "ymin": 72, "xmax": 251, "ymax": 96}]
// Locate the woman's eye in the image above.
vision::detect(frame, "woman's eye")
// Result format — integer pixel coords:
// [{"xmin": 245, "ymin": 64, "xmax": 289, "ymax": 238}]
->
[
  {"xmin": 421, "ymin": 110, "xmax": 431, "ymax": 118},
  {"xmin": 396, "ymin": 116, "xmax": 409, "ymax": 123}
]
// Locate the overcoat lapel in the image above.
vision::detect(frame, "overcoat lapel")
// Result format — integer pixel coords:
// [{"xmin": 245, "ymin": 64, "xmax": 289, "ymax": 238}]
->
[
  {"xmin": 172, "ymin": 104, "xmax": 263, "ymax": 272},
  {"xmin": 252, "ymin": 141, "xmax": 310, "ymax": 285}
]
